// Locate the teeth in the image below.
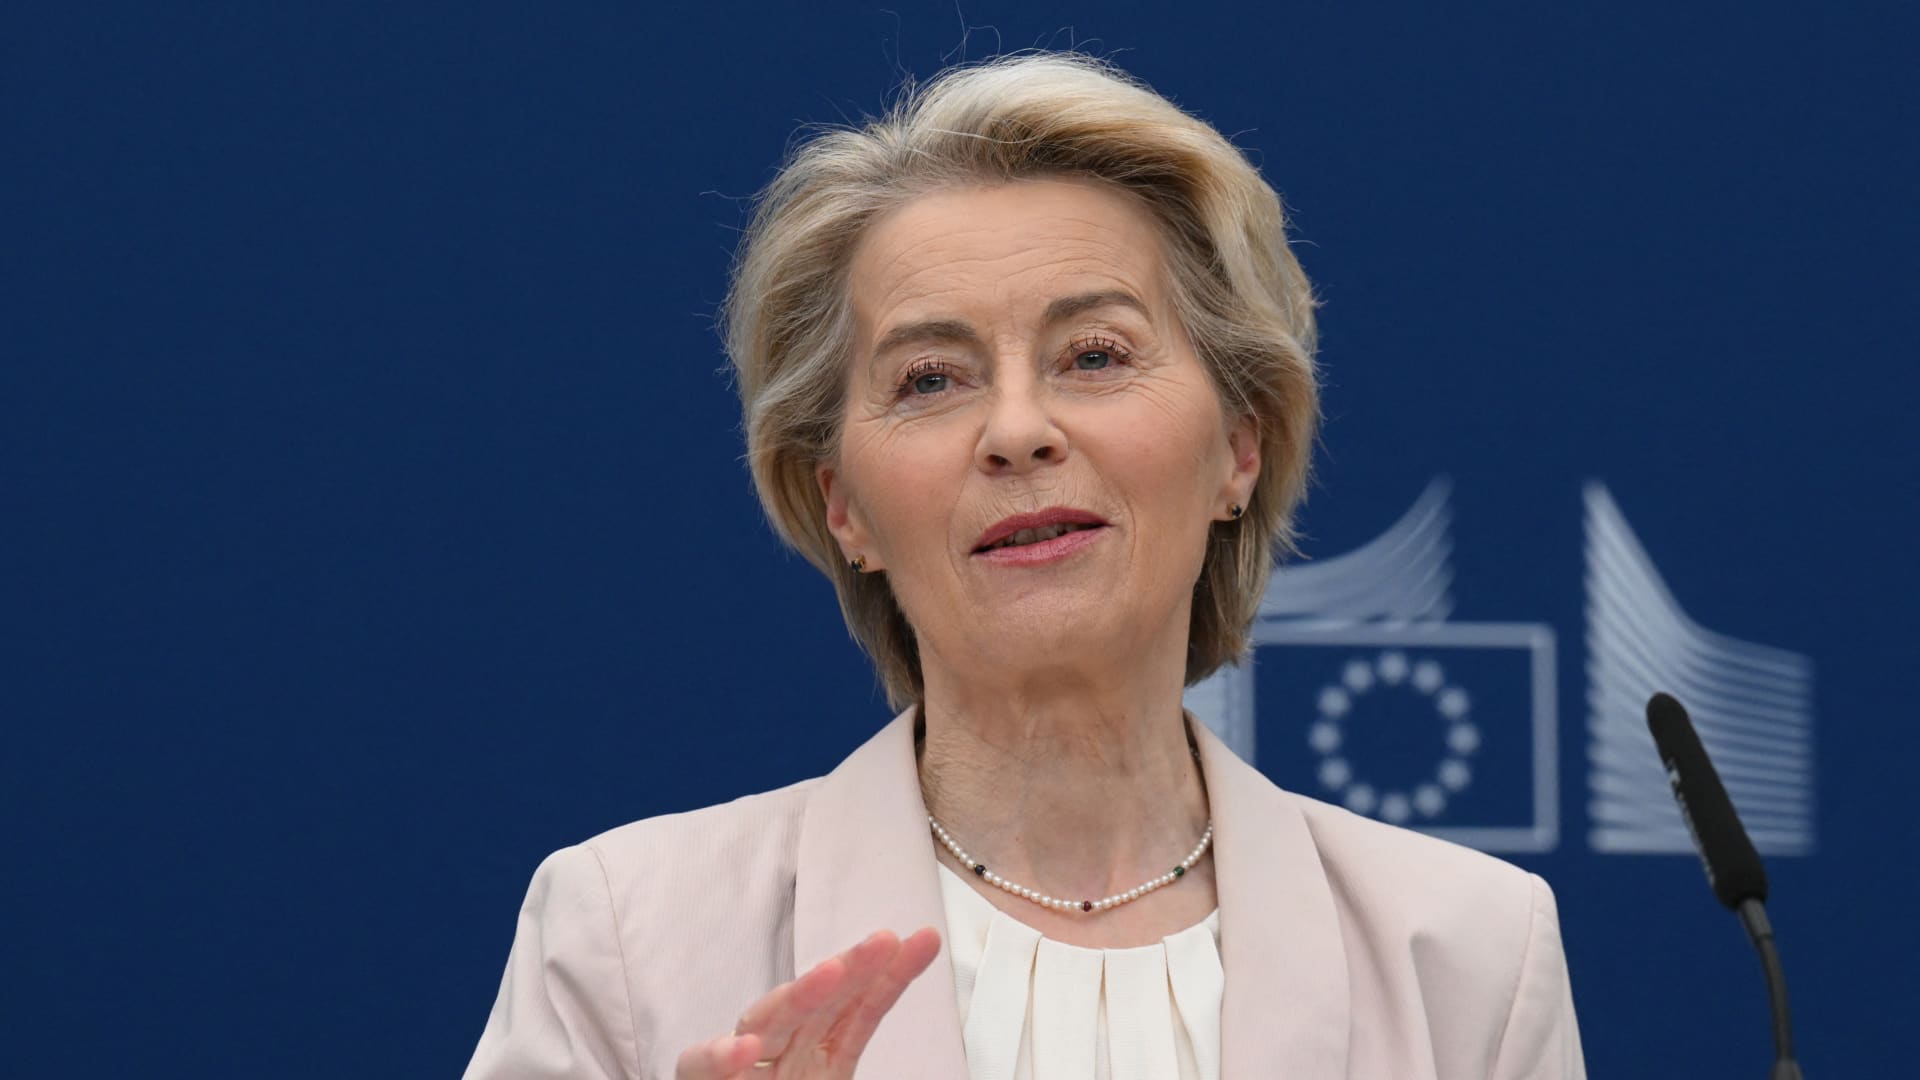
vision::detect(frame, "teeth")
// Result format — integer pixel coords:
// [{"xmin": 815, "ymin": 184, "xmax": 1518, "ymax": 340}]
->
[{"xmin": 989, "ymin": 523, "xmax": 1089, "ymax": 550}]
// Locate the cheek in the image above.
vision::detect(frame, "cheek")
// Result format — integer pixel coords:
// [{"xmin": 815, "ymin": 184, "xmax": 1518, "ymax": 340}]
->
[
  {"xmin": 1096, "ymin": 390, "xmax": 1226, "ymax": 512},
  {"xmin": 841, "ymin": 419, "xmax": 967, "ymax": 558}
]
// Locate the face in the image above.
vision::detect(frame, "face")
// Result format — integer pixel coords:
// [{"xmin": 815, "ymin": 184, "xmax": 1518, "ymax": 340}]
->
[{"xmin": 818, "ymin": 178, "xmax": 1260, "ymax": 687}]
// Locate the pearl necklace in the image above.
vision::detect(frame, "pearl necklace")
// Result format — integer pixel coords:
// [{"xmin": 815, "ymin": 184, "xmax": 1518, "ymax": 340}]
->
[{"xmin": 927, "ymin": 814, "xmax": 1214, "ymax": 914}]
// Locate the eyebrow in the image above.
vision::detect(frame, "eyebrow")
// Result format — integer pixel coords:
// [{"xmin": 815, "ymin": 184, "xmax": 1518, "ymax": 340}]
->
[{"xmin": 869, "ymin": 289, "xmax": 1152, "ymax": 359}]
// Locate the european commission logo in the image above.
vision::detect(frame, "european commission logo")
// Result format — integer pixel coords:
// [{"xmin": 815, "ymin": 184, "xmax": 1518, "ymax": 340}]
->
[{"xmin": 1185, "ymin": 479, "xmax": 1816, "ymax": 857}]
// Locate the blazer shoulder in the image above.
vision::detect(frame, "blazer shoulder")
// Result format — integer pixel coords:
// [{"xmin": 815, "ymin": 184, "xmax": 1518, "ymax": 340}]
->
[
  {"xmin": 1286, "ymin": 792, "xmax": 1579, "ymax": 1074},
  {"xmin": 469, "ymin": 780, "xmax": 827, "ymax": 1079},
  {"xmin": 1287, "ymin": 789, "xmax": 1540, "ymax": 939},
  {"xmin": 581, "ymin": 775, "xmax": 821, "ymax": 890}
]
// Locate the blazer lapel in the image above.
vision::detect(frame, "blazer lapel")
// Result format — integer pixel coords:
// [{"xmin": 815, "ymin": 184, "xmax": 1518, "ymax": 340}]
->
[
  {"xmin": 1194, "ymin": 714, "xmax": 1353, "ymax": 1077},
  {"xmin": 794, "ymin": 707, "xmax": 970, "ymax": 1080}
]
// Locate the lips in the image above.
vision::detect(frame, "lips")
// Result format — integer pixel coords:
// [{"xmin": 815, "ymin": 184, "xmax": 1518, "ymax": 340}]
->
[
  {"xmin": 978, "ymin": 522, "xmax": 1099, "ymax": 551},
  {"xmin": 972, "ymin": 508, "xmax": 1110, "ymax": 553}
]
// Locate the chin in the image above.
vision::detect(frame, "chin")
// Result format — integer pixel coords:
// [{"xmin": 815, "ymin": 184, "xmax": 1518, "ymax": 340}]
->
[
  {"xmin": 985, "ymin": 582, "xmax": 1113, "ymax": 620},
  {"xmin": 976, "ymin": 590, "xmax": 1141, "ymax": 655}
]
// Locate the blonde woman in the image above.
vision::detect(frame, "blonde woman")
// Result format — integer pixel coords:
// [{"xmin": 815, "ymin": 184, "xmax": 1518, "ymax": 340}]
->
[{"xmin": 466, "ymin": 52, "xmax": 1584, "ymax": 1080}]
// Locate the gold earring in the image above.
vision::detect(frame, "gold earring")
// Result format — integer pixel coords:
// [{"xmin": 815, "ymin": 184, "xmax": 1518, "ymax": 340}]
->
[
  {"xmin": 1228, "ymin": 503, "xmax": 1244, "ymax": 519},
  {"xmin": 850, "ymin": 556, "xmax": 867, "ymax": 573}
]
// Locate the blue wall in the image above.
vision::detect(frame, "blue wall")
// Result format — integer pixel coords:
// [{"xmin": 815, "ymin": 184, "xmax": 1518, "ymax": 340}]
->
[{"xmin": 4, "ymin": 3, "xmax": 1914, "ymax": 1075}]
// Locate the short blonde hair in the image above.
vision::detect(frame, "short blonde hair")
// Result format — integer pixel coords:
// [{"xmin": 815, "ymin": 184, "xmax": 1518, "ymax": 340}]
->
[{"xmin": 721, "ymin": 52, "xmax": 1320, "ymax": 709}]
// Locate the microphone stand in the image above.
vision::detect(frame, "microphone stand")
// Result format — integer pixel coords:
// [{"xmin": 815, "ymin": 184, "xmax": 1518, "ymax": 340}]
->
[{"xmin": 1736, "ymin": 899, "xmax": 1803, "ymax": 1079}]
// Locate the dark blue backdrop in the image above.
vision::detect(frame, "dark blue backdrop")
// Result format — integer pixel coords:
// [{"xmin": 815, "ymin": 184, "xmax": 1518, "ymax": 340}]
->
[{"xmin": 5, "ymin": 3, "xmax": 1914, "ymax": 1076}]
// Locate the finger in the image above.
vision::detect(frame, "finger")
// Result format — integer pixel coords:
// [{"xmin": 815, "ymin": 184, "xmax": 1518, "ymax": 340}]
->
[
  {"xmin": 729, "ymin": 954, "xmax": 848, "ymax": 1049},
  {"xmin": 761, "ymin": 931, "xmax": 900, "ymax": 1060},
  {"xmin": 766, "ymin": 931, "xmax": 903, "ymax": 1061},
  {"xmin": 827, "ymin": 927, "xmax": 943, "ymax": 1058},
  {"xmin": 674, "ymin": 1033, "xmax": 762, "ymax": 1080}
]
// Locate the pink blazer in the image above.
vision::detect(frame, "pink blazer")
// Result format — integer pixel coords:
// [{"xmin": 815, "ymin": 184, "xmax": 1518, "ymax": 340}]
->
[{"xmin": 464, "ymin": 709, "xmax": 1585, "ymax": 1078}]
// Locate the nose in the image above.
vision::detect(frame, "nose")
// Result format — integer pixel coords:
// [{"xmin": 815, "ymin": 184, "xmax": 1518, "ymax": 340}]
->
[{"xmin": 975, "ymin": 375, "xmax": 1067, "ymax": 476}]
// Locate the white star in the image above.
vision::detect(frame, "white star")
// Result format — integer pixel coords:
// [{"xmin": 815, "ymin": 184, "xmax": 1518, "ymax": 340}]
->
[
  {"xmin": 1447, "ymin": 723, "xmax": 1481, "ymax": 755},
  {"xmin": 1414, "ymin": 784, "xmax": 1447, "ymax": 817},
  {"xmin": 1318, "ymin": 757, "xmax": 1352, "ymax": 790},
  {"xmin": 1308, "ymin": 719, "xmax": 1342, "ymax": 754},
  {"xmin": 1318, "ymin": 686, "xmax": 1351, "ymax": 718},
  {"xmin": 1344, "ymin": 783, "xmax": 1378, "ymax": 815},
  {"xmin": 1377, "ymin": 650, "xmax": 1410, "ymax": 684}
]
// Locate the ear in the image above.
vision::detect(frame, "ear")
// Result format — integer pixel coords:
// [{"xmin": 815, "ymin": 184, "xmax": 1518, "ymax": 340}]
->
[
  {"xmin": 1217, "ymin": 414, "xmax": 1262, "ymax": 520},
  {"xmin": 816, "ymin": 461, "xmax": 882, "ymax": 570}
]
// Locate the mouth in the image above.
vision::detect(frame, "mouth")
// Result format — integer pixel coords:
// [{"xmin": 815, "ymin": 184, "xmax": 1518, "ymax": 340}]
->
[
  {"xmin": 975, "ymin": 521, "xmax": 1103, "ymax": 552},
  {"xmin": 972, "ymin": 508, "xmax": 1110, "ymax": 554}
]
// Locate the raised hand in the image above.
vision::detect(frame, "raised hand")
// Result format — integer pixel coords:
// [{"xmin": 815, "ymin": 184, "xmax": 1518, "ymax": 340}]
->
[{"xmin": 674, "ymin": 927, "xmax": 942, "ymax": 1080}]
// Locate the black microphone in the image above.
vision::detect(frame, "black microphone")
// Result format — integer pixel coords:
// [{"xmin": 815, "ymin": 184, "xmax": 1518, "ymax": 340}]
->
[{"xmin": 1646, "ymin": 692, "xmax": 1803, "ymax": 1079}]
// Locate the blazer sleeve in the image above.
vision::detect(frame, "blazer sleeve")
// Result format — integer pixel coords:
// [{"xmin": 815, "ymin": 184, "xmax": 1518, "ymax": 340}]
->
[
  {"xmin": 1489, "ymin": 873, "xmax": 1587, "ymax": 1080},
  {"xmin": 464, "ymin": 844, "xmax": 641, "ymax": 1080}
]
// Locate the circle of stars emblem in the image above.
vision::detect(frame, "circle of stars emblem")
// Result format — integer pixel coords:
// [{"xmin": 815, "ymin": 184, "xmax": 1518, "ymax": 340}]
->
[{"xmin": 1307, "ymin": 650, "xmax": 1480, "ymax": 824}]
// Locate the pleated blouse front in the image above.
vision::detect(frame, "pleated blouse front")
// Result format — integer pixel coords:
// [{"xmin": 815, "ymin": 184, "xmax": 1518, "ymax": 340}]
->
[{"xmin": 936, "ymin": 862, "xmax": 1224, "ymax": 1080}]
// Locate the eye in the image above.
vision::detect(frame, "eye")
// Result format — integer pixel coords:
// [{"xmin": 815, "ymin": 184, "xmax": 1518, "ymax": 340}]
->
[
  {"xmin": 898, "ymin": 359, "xmax": 956, "ymax": 398},
  {"xmin": 1065, "ymin": 335, "xmax": 1131, "ymax": 373}
]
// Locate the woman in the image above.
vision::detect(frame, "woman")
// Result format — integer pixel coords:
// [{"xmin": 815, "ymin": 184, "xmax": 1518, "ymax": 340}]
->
[{"xmin": 466, "ymin": 52, "xmax": 1584, "ymax": 1079}]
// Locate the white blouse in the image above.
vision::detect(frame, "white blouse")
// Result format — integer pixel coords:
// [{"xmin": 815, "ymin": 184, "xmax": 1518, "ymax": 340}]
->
[{"xmin": 936, "ymin": 862, "xmax": 1224, "ymax": 1080}]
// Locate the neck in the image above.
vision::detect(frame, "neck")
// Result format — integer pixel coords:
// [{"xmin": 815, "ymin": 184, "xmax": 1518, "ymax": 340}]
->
[{"xmin": 913, "ymin": 650, "xmax": 1211, "ymax": 905}]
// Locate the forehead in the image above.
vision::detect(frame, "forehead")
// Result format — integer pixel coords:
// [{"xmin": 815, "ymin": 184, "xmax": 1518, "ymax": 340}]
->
[{"xmin": 847, "ymin": 178, "xmax": 1172, "ymax": 335}]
